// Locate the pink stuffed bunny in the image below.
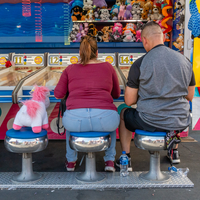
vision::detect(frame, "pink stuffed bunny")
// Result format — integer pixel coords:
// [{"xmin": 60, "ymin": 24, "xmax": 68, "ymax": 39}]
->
[{"xmin": 118, "ymin": 4, "xmax": 125, "ymax": 20}]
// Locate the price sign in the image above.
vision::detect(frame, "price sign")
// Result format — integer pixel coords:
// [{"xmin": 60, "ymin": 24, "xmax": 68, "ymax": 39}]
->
[
  {"xmin": 48, "ymin": 54, "xmax": 80, "ymax": 66},
  {"xmin": 118, "ymin": 53, "xmax": 145, "ymax": 66},
  {"xmin": 13, "ymin": 54, "xmax": 44, "ymax": 66},
  {"xmin": 98, "ymin": 54, "xmax": 115, "ymax": 66},
  {"xmin": 0, "ymin": 54, "xmax": 9, "ymax": 66}
]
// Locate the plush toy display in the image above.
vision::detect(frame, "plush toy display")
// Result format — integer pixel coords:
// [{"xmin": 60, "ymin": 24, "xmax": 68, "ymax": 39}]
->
[
  {"xmin": 69, "ymin": 0, "xmax": 172, "ymax": 43},
  {"xmin": 13, "ymin": 86, "xmax": 50, "ymax": 133}
]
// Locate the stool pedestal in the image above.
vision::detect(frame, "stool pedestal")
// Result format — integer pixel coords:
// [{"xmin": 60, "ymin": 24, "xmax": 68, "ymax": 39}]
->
[
  {"xmin": 76, "ymin": 152, "xmax": 105, "ymax": 183},
  {"xmin": 139, "ymin": 151, "xmax": 170, "ymax": 182},
  {"xmin": 12, "ymin": 153, "xmax": 42, "ymax": 182}
]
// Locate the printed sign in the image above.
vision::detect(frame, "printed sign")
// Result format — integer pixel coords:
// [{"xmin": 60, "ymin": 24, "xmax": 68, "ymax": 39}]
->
[
  {"xmin": 13, "ymin": 54, "xmax": 44, "ymax": 66},
  {"xmin": 0, "ymin": 55, "xmax": 9, "ymax": 66},
  {"xmin": 118, "ymin": 53, "xmax": 145, "ymax": 66},
  {"xmin": 98, "ymin": 54, "xmax": 115, "ymax": 65},
  {"xmin": 48, "ymin": 54, "xmax": 79, "ymax": 66}
]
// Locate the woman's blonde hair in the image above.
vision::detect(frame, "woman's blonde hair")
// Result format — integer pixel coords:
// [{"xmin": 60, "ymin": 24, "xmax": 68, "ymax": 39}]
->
[{"xmin": 79, "ymin": 36, "xmax": 97, "ymax": 65}]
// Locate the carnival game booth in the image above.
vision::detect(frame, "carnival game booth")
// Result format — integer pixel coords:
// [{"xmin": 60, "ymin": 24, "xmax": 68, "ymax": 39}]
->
[
  {"xmin": 12, "ymin": 53, "xmax": 125, "ymax": 140},
  {"xmin": 0, "ymin": 53, "xmax": 46, "ymax": 139}
]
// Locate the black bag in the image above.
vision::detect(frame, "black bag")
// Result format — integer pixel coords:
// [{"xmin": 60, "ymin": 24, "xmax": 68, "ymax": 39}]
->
[{"xmin": 56, "ymin": 94, "xmax": 68, "ymax": 135}]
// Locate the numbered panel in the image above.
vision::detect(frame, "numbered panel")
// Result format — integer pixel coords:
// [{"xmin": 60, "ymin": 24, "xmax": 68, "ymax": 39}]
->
[
  {"xmin": 118, "ymin": 53, "xmax": 145, "ymax": 66},
  {"xmin": 0, "ymin": 54, "xmax": 9, "ymax": 66},
  {"xmin": 48, "ymin": 53, "xmax": 116, "ymax": 66},
  {"xmin": 118, "ymin": 53, "xmax": 145, "ymax": 79},
  {"xmin": 48, "ymin": 54, "xmax": 80, "ymax": 66},
  {"xmin": 12, "ymin": 54, "xmax": 45, "ymax": 66}
]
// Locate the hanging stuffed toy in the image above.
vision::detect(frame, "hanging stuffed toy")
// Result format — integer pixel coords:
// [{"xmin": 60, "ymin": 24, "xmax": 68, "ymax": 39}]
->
[
  {"xmin": 13, "ymin": 86, "xmax": 50, "ymax": 133},
  {"xmin": 188, "ymin": 0, "xmax": 200, "ymax": 38}
]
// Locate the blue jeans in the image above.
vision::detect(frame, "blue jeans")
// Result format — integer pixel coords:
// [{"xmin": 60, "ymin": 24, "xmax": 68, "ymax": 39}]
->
[{"xmin": 62, "ymin": 108, "xmax": 120, "ymax": 162}]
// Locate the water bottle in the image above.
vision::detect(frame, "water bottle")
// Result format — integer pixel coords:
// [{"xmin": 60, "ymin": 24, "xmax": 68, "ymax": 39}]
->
[
  {"xmin": 168, "ymin": 166, "xmax": 189, "ymax": 177},
  {"xmin": 120, "ymin": 151, "xmax": 129, "ymax": 177}
]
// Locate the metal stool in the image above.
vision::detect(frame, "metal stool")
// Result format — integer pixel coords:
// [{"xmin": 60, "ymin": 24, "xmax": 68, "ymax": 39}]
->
[
  {"xmin": 134, "ymin": 129, "xmax": 170, "ymax": 182},
  {"xmin": 4, "ymin": 127, "xmax": 48, "ymax": 182},
  {"xmin": 69, "ymin": 131, "xmax": 110, "ymax": 183}
]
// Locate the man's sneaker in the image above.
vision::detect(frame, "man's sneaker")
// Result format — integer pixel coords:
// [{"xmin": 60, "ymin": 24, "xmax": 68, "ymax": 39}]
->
[
  {"xmin": 167, "ymin": 150, "xmax": 180, "ymax": 164},
  {"xmin": 105, "ymin": 160, "xmax": 116, "ymax": 172},
  {"xmin": 65, "ymin": 160, "xmax": 76, "ymax": 171},
  {"xmin": 116, "ymin": 157, "xmax": 133, "ymax": 172}
]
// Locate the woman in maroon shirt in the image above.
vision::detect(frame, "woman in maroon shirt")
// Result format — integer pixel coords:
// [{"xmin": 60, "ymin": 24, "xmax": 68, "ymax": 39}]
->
[{"xmin": 54, "ymin": 36, "xmax": 121, "ymax": 172}]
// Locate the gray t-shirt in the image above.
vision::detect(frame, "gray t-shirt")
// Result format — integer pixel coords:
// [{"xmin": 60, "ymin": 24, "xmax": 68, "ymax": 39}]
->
[{"xmin": 127, "ymin": 44, "xmax": 195, "ymax": 130}]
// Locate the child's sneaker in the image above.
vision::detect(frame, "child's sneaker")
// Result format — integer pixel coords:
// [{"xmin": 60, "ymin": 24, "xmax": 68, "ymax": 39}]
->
[{"xmin": 65, "ymin": 160, "xmax": 76, "ymax": 171}]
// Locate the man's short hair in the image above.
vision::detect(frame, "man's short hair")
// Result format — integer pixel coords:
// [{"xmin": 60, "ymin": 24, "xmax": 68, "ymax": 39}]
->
[{"xmin": 141, "ymin": 21, "xmax": 163, "ymax": 38}]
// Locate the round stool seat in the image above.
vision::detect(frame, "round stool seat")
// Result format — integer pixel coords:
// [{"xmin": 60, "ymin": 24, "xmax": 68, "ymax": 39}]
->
[
  {"xmin": 69, "ymin": 132, "xmax": 110, "ymax": 153},
  {"xmin": 5, "ymin": 127, "xmax": 48, "ymax": 153},
  {"xmin": 134, "ymin": 129, "xmax": 167, "ymax": 151}
]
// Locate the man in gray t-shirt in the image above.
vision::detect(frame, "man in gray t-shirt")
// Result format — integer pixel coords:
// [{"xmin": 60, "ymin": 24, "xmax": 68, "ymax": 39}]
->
[{"xmin": 117, "ymin": 22, "xmax": 195, "ymax": 169}]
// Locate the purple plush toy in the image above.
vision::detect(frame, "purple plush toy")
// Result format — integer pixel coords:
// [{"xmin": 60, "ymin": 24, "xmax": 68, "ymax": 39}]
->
[
  {"xmin": 93, "ymin": 0, "xmax": 107, "ymax": 8},
  {"xmin": 124, "ymin": 4, "xmax": 132, "ymax": 20}
]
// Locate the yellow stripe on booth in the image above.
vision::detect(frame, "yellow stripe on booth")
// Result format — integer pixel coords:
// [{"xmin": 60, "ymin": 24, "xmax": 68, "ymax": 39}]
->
[{"xmin": 193, "ymin": 38, "xmax": 200, "ymax": 87}]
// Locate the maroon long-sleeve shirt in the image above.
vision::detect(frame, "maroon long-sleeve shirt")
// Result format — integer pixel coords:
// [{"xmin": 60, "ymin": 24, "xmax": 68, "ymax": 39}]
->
[{"xmin": 54, "ymin": 62, "xmax": 121, "ymax": 111}]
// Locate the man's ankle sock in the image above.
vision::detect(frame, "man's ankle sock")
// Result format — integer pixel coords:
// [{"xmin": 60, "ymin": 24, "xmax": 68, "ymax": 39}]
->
[{"xmin": 126, "ymin": 153, "xmax": 131, "ymax": 158}]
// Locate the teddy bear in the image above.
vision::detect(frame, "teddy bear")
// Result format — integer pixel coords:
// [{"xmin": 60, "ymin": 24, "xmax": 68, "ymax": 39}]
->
[
  {"xmin": 83, "ymin": 0, "xmax": 93, "ymax": 11},
  {"xmin": 132, "ymin": 2, "xmax": 141, "ymax": 20},
  {"xmin": 122, "ymin": 30, "xmax": 136, "ymax": 42},
  {"xmin": 141, "ymin": 10, "xmax": 148, "ymax": 20},
  {"xmin": 173, "ymin": 34, "xmax": 184, "ymax": 51},
  {"xmin": 124, "ymin": 4, "xmax": 132, "ymax": 19},
  {"xmin": 100, "ymin": 9, "xmax": 110, "ymax": 20},
  {"xmin": 102, "ymin": 26, "xmax": 113, "ymax": 35},
  {"xmin": 102, "ymin": 32, "xmax": 110, "ymax": 42},
  {"xmin": 148, "ymin": 5, "xmax": 163, "ymax": 20},
  {"xmin": 143, "ymin": 1, "xmax": 153, "ymax": 15}
]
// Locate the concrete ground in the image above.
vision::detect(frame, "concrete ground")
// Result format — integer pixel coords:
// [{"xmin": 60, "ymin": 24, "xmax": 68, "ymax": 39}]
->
[{"xmin": 0, "ymin": 127, "xmax": 199, "ymax": 200}]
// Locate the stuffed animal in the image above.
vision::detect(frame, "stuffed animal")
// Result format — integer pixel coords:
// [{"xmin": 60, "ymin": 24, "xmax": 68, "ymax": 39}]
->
[
  {"xmin": 124, "ymin": 4, "xmax": 132, "ymax": 19},
  {"xmin": 71, "ymin": 6, "xmax": 84, "ymax": 21},
  {"xmin": 102, "ymin": 32, "xmax": 110, "ymax": 42},
  {"xmin": 173, "ymin": 34, "xmax": 184, "ymax": 51},
  {"xmin": 93, "ymin": 0, "xmax": 107, "ymax": 8},
  {"xmin": 131, "ymin": 0, "xmax": 145, "ymax": 8},
  {"xmin": 111, "ymin": 7, "xmax": 119, "ymax": 20},
  {"xmin": 13, "ymin": 86, "xmax": 50, "ymax": 133},
  {"xmin": 96, "ymin": 31, "xmax": 104, "ymax": 42},
  {"xmin": 112, "ymin": 23, "xmax": 123, "ymax": 35},
  {"xmin": 83, "ymin": 0, "xmax": 93, "ymax": 11},
  {"xmin": 135, "ymin": 29, "xmax": 142, "ymax": 42},
  {"xmin": 100, "ymin": 9, "xmax": 110, "ymax": 20},
  {"xmin": 143, "ymin": 1, "xmax": 153, "ymax": 17},
  {"xmin": 87, "ymin": 23, "xmax": 98, "ymax": 37},
  {"xmin": 109, "ymin": 30, "xmax": 123, "ymax": 42},
  {"xmin": 118, "ymin": 4, "xmax": 126, "ymax": 20},
  {"xmin": 123, "ymin": 30, "xmax": 136, "ymax": 42},
  {"xmin": 188, "ymin": 0, "xmax": 200, "ymax": 38},
  {"xmin": 123, "ymin": 23, "xmax": 136, "ymax": 34},
  {"xmin": 86, "ymin": 9, "xmax": 95, "ymax": 20},
  {"xmin": 132, "ymin": 3, "xmax": 141, "ymax": 20},
  {"xmin": 148, "ymin": 5, "xmax": 163, "ymax": 20},
  {"xmin": 93, "ymin": 6, "xmax": 101, "ymax": 20},
  {"xmin": 141, "ymin": 10, "xmax": 148, "ymax": 20}
]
